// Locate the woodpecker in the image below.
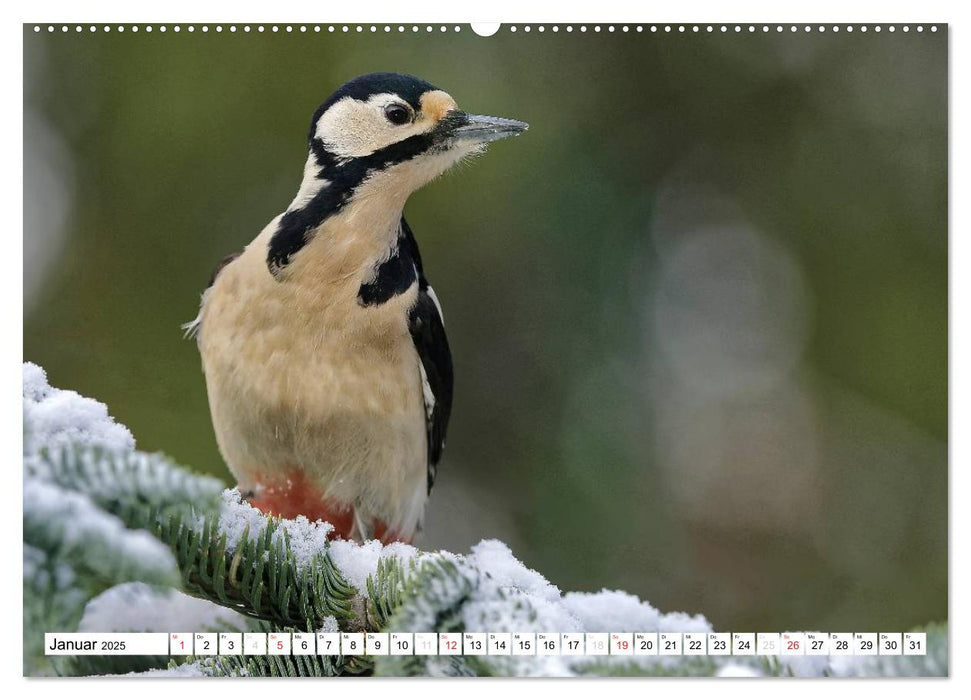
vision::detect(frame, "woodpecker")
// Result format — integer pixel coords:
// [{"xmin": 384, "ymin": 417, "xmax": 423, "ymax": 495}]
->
[{"xmin": 187, "ymin": 73, "xmax": 527, "ymax": 544}]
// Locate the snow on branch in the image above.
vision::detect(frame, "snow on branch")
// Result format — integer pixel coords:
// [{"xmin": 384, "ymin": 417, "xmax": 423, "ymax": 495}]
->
[
  {"xmin": 23, "ymin": 362, "xmax": 134, "ymax": 456},
  {"xmin": 21, "ymin": 363, "xmax": 947, "ymax": 678}
]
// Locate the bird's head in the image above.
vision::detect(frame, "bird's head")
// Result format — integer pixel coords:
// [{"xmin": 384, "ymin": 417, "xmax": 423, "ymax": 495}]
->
[
  {"xmin": 306, "ymin": 72, "xmax": 528, "ymax": 202},
  {"xmin": 269, "ymin": 73, "xmax": 526, "ymax": 274}
]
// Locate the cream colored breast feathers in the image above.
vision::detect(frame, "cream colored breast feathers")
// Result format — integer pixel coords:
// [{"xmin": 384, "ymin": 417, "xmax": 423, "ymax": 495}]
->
[{"xmin": 197, "ymin": 213, "xmax": 428, "ymax": 540}]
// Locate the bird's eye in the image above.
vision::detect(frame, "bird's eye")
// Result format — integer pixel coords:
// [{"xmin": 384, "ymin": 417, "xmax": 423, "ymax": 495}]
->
[{"xmin": 384, "ymin": 104, "xmax": 411, "ymax": 126}]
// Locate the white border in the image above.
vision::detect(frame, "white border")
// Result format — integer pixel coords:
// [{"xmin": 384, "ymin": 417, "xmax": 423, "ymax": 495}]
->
[{"xmin": 5, "ymin": 1, "xmax": 963, "ymax": 696}]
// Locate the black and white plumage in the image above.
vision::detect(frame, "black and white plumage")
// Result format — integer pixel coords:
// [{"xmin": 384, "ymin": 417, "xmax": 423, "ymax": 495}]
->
[{"xmin": 188, "ymin": 73, "xmax": 526, "ymax": 543}]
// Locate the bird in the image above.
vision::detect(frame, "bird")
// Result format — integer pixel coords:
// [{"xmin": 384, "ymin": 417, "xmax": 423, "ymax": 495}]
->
[{"xmin": 186, "ymin": 72, "xmax": 527, "ymax": 544}]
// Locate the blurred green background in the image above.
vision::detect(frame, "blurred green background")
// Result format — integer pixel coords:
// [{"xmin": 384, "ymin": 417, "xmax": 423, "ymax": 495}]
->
[{"xmin": 23, "ymin": 25, "xmax": 947, "ymax": 634}]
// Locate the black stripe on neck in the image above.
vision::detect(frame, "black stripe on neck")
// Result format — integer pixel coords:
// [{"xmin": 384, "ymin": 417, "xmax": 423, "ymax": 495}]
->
[
  {"xmin": 357, "ymin": 224, "xmax": 419, "ymax": 306},
  {"xmin": 267, "ymin": 135, "xmax": 433, "ymax": 276},
  {"xmin": 266, "ymin": 112, "xmax": 467, "ymax": 277}
]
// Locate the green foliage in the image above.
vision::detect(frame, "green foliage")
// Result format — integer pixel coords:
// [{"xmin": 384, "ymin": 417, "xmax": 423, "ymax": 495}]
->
[
  {"xmin": 24, "ymin": 444, "xmax": 367, "ymax": 676},
  {"xmin": 191, "ymin": 651, "xmax": 357, "ymax": 677},
  {"xmin": 23, "ymin": 546, "xmax": 87, "ymax": 676},
  {"xmin": 23, "ymin": 446, "xmax": 224, "ymax": 675},
  {"xmin": 375, "ymin": 558, "xmax": 479, "ymax": 677},
  {"xmin": 28, "ymin": 446, "xmax": 224, "ymax": 529},
  {"xmin": 366, "ymin": 556, "xmax": 410, "ymax": 630},
  {"xmin": 389, "ymin": 558, "xmax": 478, "ymax": 633},
  {"xmin": 156, "ymin": 514, "xmax": 358, "ymax": 630}
]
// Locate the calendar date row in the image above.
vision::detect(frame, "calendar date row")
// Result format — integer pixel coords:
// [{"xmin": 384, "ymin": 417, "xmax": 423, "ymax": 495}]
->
[{"xmin": 46, "ymin": 631, "xmax": 927, "ymax": 657}]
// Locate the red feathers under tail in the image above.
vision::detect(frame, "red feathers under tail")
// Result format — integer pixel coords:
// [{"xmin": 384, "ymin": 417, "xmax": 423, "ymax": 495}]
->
[{"xmin": 245, "ymin": 470, "xmax": 413, "ymax": 545}]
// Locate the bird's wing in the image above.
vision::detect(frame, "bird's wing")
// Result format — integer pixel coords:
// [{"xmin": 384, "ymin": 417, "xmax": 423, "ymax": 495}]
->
[
  {"xmin": 183, "ymin": 251, "xmax": 242, "ymax": 339},
  {"xmin": 401, "ymin": 218, "xmax": 453, "ymax": 494},
  {"xmin": 207, "ymin": 251, "xmax": 243, "ymax": 287}
]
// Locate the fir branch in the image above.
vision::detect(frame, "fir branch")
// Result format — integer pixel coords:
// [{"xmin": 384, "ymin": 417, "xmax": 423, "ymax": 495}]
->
[
  {"xmin": 155, "ymin": 512, "xmax": 359, "ymax": 631},
  {"xmin": 23, "ymin": 547, "xmax": 88, "ymax": 676},
  {"xmin": 365, "ymin": 556, "xmax": 410, "ymax": 629},
  {"xmin": 375, "ymin": 557, "xmax": 480, "ymax": 677},
  {"xmin": 27, "ymin": 446, "xmax": 224, "ymax": 529},
  {"xmin": 189, "ymin": 632, "xmax": 370, "ymax": 678},
  {"xmin": 23, "ymin": 479, "xmax": 180, "ymax": 590},
  {"xmin": 22, "ymin": 366, "xmax": 951, "ymax": 678},
  {"xmin": 385, "ymin": 557, "xmax": 479, "ymax": 633},
  {"xmin": 28, "ymin": 446, "xmax": 364, "ymax": 634}
]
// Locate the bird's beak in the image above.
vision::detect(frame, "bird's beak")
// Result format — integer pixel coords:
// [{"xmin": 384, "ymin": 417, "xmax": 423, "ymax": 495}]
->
[{"xmin": 441, "ymin": 111, "xmax": 529, "ymax": 146}]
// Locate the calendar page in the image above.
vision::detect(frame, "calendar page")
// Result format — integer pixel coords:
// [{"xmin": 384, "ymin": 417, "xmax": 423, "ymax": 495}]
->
[{"xmin": 20, "ymin": 2, "xmax": 949, "ymax": 683}]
